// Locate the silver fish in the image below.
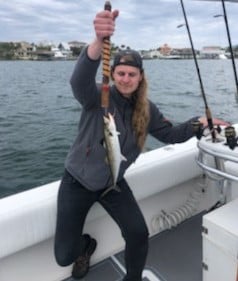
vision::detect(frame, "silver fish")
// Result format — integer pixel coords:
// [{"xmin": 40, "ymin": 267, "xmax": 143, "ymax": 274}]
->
[{"xmin": 101, "ymin": 113, "xmax": 127, "ymax": 196}]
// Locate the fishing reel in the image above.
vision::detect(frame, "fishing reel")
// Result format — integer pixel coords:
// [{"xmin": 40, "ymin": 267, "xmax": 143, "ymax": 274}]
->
[
  {"xmin": 191, "ymin": 121, "xmax": 205, "ymax": 140},
  {"xmin": 224, "ymin": 126, "xmax": 238, "ymax": 150},
  {"xmin": 191, "ymin": 121, "xmax": 221, "ymax": 140},
  {"xmin": 192, "ymin": 121, "xmax": 238, "ymax": 150}
]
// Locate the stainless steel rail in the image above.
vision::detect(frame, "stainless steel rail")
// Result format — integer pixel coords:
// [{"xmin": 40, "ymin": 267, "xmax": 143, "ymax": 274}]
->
[{"xmin": 196, "ymin": 141, "xmax": 238, "ymax": 182}]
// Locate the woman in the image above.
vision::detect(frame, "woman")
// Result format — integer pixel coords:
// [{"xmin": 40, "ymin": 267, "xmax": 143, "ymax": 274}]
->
[{"xmin": 54, "ymin": 7, "xmax": 229, "ymax": 281}]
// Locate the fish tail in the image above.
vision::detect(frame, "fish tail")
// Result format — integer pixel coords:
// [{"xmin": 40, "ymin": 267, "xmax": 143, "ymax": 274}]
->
[{"xmin": 100, "ymin": 184, "xmax": 121, "ymax": 198}]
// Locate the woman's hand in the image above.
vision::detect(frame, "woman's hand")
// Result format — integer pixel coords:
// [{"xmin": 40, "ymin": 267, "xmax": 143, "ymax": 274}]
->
[
  {"xmin": 88, "ymin": 9, "xmax": 119, "ymax": 60},
  {"xmin": 198, "ymin": 116, "xmax": 231, "ymax": 127},
  {"xmin": 94, "ymin": 9, "xmax": 119, "ymax": 42}
]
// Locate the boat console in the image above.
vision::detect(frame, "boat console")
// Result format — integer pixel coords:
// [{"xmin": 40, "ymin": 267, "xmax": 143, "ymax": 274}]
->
[{"xmin": 196, "ymin": 124, "xmax": 238, "ymax": 281}]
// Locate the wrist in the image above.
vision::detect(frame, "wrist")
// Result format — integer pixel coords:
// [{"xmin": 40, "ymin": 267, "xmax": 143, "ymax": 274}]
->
[{"xmin": 87, "ymin": 38, "xmax": 103, "ymax": 60}]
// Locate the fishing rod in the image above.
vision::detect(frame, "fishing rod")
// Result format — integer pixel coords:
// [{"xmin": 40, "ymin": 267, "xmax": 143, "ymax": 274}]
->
[
  {"xmin": 101, "ymin": 1, "xmax": 112, "ymax": 116},
  {"xmin": 179, "ymin": 0, "xmax": 216, "ymax": 142},
  {"xmin": 218, "ymin": 0, "xmax": 238, "ymax": 149}
]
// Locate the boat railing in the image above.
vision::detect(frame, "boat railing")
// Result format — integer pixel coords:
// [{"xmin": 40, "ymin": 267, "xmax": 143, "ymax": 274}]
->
[{"xmin": 196, "ymin": 124, "xmax": 238, "ymax": 185}]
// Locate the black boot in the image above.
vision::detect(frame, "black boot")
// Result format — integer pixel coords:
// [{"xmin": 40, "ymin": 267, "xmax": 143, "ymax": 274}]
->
[{"xmin": 72, "ymin": 234, "xmax": 97, "ymax": 279}]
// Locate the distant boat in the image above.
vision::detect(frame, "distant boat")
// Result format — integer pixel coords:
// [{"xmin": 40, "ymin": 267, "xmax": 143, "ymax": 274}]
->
[
  {"xmin": 219, "ymin": 53, "xmax": 228, "ymax": 59},
  {"xmin": 160, "ymin": 54, "xmax": 182, "ymax": 59},
  {"xmin": 51, "ymin": 47, "xmax": 67, "ymax": 60}
]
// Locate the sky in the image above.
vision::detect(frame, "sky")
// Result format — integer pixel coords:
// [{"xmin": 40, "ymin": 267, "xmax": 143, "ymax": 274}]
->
[{"xmin": 1, "ymin": 0, "xmax": 238, "ymax": 50}]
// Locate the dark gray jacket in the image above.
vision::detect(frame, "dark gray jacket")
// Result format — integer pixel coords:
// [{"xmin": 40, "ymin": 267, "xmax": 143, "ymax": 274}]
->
[{"xmin": 65, "ymin": 47, "xmax": 197, "ymax": 191}]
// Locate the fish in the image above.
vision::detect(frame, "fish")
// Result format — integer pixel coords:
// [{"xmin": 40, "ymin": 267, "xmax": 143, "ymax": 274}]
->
[{"xmin": 101, "ymin": 113, "xmax": 127, "ymax": 197}]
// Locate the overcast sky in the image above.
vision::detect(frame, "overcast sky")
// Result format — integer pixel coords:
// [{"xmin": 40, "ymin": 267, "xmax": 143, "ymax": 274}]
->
[{"xmin": 1, "ymin": 0, "xmax": 238, "ymax": 50}]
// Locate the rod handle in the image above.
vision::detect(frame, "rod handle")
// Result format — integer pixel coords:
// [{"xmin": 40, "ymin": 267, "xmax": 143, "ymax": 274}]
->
[
  {"xmin": 101, "ymin": 1, "xmax": 112, "ymax": 110},
  {"xmin": 205, "ymin": 107, "xmax": 216, "ymax": 142}
]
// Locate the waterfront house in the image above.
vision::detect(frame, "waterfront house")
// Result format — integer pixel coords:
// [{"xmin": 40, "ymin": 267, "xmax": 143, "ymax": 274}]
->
[{"xmin": 14, "ymin": 42, "xmax": 37, "ymax": 60}]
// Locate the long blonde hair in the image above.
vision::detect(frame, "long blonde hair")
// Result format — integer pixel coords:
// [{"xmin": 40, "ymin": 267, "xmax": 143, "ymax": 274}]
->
[
  {"xmin": 111, "ymin": 50, "xmax": 150, "ymax": 150},
  {"xmin": 132, "ymin": 73, "xmax": 150, "ymax": 150}
]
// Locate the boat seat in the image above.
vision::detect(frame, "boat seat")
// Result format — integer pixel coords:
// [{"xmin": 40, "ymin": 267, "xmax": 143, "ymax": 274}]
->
[{"xmin": 0, "ymin": 137, "xmax": 201, "ymax": 260}]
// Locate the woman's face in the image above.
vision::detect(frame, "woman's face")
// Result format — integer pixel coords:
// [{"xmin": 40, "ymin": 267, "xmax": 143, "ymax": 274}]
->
[{"xmin": 112, "ymin": 65, "xmax": 143, "ymax": 98}]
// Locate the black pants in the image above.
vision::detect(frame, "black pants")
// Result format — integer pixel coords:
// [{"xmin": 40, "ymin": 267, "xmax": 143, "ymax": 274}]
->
[{"xmin": 54, "ymin": 169, "xmax": 149, "ymax": 281}]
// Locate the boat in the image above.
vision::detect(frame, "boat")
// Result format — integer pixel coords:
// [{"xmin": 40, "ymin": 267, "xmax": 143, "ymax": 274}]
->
[
  {"xmin": 159, "ymin": 54, "xmax": 182, "ymax": 60},
  {"xmin": 1, "ymin": 0, "xmax": 238, "ymax": 280},
  {"xmin": 218, "ymin": 53, "xmax": 228, "ymax": 59},
  {"xmin": 0, "ymin": 123, "xmax": 238, "ymax": 281},
  {"xmin": 51, "ymin": 47, "xmax": 67, "ymax": 60}
]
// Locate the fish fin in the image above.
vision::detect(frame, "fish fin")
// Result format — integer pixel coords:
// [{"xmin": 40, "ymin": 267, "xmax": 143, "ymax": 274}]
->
[
  {"xmin": 121, "ymin": 154, "xmax": 127, "ymax": 162},
  {"xmin": 100, "ymin": 138, "xmax": 104, "ymax": 146},
  {"xmin": 100, "ymin": 185, "xmax": 121, "ymax": 197},
  {"xmin": 104, "ymin": 156, "xmax": 109, "ymax": 165},
  {"xmin": 103, "ymin": 115, "xmax": 109, "ymax": 123}
]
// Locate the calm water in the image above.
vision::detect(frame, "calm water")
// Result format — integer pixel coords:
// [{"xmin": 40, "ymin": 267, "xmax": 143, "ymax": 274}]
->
[{"xmin": 0, "ymin": 59, "xmax": 238, "ymax": 198}]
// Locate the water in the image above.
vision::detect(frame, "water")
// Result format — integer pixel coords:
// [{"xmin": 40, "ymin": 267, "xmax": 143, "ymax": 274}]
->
[{"xmin": 0, "ymin": 59, "xmax": 237, "ymax": 198}]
